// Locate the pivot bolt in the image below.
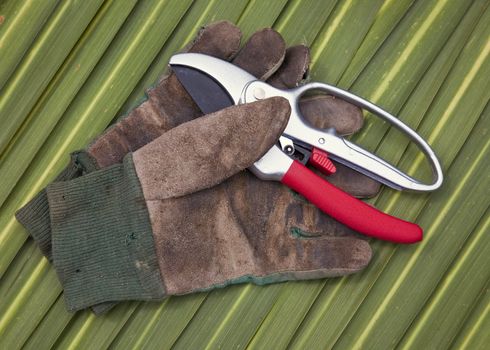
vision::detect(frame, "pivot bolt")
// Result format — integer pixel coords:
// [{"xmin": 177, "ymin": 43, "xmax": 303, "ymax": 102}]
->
[
  {"xmin": 284, "ymin": 145, "xmax": 294, "ymax": 155},
  {"xmin": 253, "ymin": 87, "xmax": 266, "ymax": 100}
]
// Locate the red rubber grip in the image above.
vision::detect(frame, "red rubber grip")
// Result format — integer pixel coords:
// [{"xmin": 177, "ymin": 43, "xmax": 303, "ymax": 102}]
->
[{"xmin": 281, "ymin": 161, "xmax": 422, "ymax": 243}]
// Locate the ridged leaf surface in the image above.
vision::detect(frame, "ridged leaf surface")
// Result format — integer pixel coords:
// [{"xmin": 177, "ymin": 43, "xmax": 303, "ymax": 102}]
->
[{"xmin": 0, "ymin": 1, "xmax": 488, "ymax": 349}]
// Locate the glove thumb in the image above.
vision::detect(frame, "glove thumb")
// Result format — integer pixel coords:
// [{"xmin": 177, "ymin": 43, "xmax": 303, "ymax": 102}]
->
[{"xmin": 133, "ymin": 96, "xmax": 290, "ymax": 200}]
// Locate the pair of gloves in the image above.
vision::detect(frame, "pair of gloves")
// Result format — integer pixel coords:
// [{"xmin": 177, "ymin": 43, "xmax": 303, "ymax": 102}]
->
[{"xmin": 16, "ymin": 21, "xmax": 379, "ymax": 314}]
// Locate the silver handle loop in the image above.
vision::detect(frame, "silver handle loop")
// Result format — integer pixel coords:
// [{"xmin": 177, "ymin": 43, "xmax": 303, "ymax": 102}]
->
[{"xmin": 265, "ymin": 81, "xmax": 443, "ymax": 191}]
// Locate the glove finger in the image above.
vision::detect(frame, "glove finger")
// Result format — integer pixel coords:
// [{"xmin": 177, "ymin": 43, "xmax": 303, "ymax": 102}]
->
[
  {"xmin": 299, "ymin": 95, "xmax": 364, "ymax": 135},
  {"xmin": 326, "ymin": 162, "xmax": 381, "ymax": 198},
  {"xmin": 185, "ymin": 21, "xmax": 242, "ymax": 59},
  {"xmin": 284, "ymin": 196, "xmax": 367, "ymax": 238},
  {"xmin": 267, "ymin": 45, "xmax": 310, "ymax": 89},
  {"xmin": 133, "ymin": 97, "xmax": 290, "ymax": 200},
  {"xmin": 232, "ymin": 28, "xmax": 286, "ymax": 80},
  {"xmin": 264, "ymin": 46, "xmax": 364, "ymax": 136},
  {"xmin": 261, "ymin": 233, "xmax": 372, "ymax": 277},
  {"xmin": 298, "ymin": 96, "xmax": 380, "ymax": 198}
]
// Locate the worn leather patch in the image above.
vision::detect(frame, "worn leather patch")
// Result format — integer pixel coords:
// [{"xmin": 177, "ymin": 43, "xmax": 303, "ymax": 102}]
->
[{"xmin": 133, "ymin": 97, "xmax": 290, "ymax": 200}]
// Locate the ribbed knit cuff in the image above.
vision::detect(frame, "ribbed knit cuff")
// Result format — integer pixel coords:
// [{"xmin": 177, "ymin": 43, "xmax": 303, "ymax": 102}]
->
[
  {"xmin": 15, "ymin": 157, "xmax": 84, "ymax": 260},
  {"xmin": 47, "ymin": 156, "xmax": 165, "ymax": 312}
]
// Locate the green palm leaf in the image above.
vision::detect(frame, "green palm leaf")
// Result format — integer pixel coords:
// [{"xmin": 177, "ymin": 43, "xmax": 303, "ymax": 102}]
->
[{"xmin": 0, "ymin": 1, "xmax": 488, "ymax": 349}]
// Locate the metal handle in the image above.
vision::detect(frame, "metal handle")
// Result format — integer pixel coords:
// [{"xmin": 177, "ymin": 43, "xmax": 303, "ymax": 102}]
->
[{"xmin": 285, "ymin": 82, "xmax": 443, "ymax": 191}]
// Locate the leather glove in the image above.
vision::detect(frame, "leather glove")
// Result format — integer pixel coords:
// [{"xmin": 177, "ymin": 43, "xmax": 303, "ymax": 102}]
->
[
  {"xmin": 17, "ymin": 21, "xmax": 245, "ymax": 314},
  {"xmin": 17, "ymin": 22, "xmax": 380, "ymax": 313},
  {"xmin": 16, "ymin": 21, "xmax": 243, "ymax": 261},
  {"xmin": 48, "ymin": 97, "xmax": 291, "ymax": 311}
]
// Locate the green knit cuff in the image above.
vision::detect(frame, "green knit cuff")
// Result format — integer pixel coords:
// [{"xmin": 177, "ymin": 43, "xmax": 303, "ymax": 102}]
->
[
  {"xmin": 15, "ymin": 157, "xmax": 84, "ymax": 260},
  {"xmin": 47, "ymin": 156, "xmax": 165, "ymax": 312}
]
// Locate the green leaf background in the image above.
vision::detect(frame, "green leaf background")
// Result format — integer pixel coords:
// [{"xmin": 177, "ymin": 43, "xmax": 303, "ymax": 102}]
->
[{"xmin": 0, "ymin": 0, "xmax": 488, "ymax": 349}]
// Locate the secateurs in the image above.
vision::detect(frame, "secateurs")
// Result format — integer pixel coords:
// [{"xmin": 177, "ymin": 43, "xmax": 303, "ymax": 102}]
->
[{"xmin": 169, "ymin": 53, "xmax": 443, "ymax": 244}]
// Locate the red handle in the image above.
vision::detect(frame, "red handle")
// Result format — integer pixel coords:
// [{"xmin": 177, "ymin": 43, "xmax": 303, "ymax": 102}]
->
[{"xmin": 281, "ymin": 161, "xmax": 422, "ymax": 243}]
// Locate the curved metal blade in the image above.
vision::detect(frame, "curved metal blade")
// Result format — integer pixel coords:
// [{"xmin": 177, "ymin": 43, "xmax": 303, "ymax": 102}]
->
[
  {"xmin": 171, "ymin": 66, "xmax": 234, "ymax": 114},
  {"xmin": 170, "ymin": 53, "xmax": 257, "ymax": 108}
]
